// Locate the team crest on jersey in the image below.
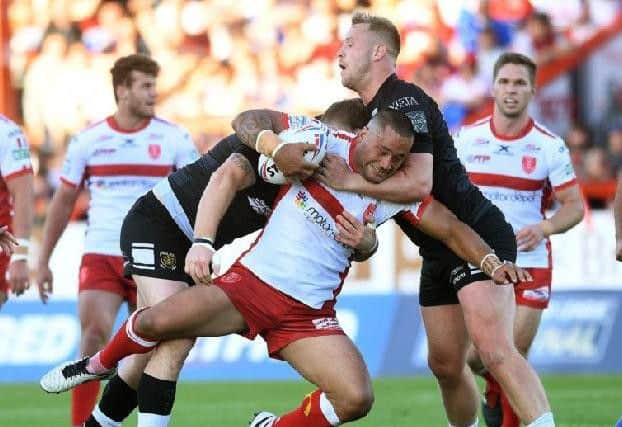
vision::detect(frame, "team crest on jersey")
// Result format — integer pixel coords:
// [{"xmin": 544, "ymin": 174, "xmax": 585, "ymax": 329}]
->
[
  {"xmin": 220, "ymin": 271, "xmax": 241, "ymax": 283},
  {"xmin": 522, "ymin": 156, "xmax": 537, "ymax": 174},
  {"xmin": 159, "ymin": 251, "xmax": 176, "ymax": 270},
  {"xmin": 148, "ymin": 144, "xmax": 161, "ymax": 159}
]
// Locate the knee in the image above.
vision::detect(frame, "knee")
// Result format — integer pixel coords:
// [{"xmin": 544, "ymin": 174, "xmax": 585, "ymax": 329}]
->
[
  {"xmin": 428, "ymin": 353, "xmax": 464, "ymax": 386},
  {"xmin": 81, "ymin": 317, "xmax": 114, "ymax": 346},
  {"xmin": 334, "ymin": 384, "xmax": 375, "ymax": 422},
  {"xmin": 473, "ymin": 338, "xmax": 514, "ymax": 371},
  {"xmin": 155, "ymin": 339, "xmax": 196, "ymax": 374},
  {"xmin": 135, "ymin": 309, "xmax": 166, "ymax": 339}
]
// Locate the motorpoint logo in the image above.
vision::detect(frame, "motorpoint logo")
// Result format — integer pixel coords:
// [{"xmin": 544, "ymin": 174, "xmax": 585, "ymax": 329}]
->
[
  {"xmin": 484, "ymin": 190, "xmax": 538, "ymax": 203},
  {"xmin": 294, "ymin": 191, "xmax": 338, "ymax": 240}
]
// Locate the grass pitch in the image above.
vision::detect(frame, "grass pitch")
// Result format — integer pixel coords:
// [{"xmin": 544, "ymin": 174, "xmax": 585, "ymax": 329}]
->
[{"xmin": 0, "ymin": 375, "xmax": 619, "ymax": 426}]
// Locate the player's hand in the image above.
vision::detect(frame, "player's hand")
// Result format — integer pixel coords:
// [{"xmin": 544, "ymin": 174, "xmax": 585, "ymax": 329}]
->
[
  {"xmin": 616, "ymin": 238, "xmax": 622, "ymax": 261},
  {"xmin": 0, "ymin": 226, "xmax": 17, "ymax": 256},
  {"xmin": 184, "ymin": 244, "xmax": 215, "ymax": 285},
  {"xmin": 316, "ymin": 154, "xmax": 358, "ymax": 191},
  {"xmin": 336, "ymin": 209, "xmax": 378, "ymax": 258},
  {"xmin": 35, "ymin": 263, "xmax": 53, "ymax": 304},
  {"xmin": 8, "ymin": 259, "xmax": 30, "ymax": 296},
  {"xmin": 273, "ymin": 143, "xmax": 319, "ymax": 181},
  {"xmin": 491, "ymin": 261, "xmax": 532, "ymax": 285},
  {"xmin": 516, "ymin": 224, "xmax": 546, "ymax": 252}
]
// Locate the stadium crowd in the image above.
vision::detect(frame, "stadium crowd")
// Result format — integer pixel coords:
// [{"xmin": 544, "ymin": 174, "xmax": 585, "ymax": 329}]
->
[{"xmin": 5, "ymin": 0, "xmax": 622, "ymax": 219}]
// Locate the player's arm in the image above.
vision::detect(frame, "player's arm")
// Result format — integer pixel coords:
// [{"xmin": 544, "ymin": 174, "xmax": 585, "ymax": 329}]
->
[
  {"xmin": 413, "ymin": 199, "xmax": 530, "ymax": 285},
  {"xmin": 335, "ymin": 209, "xmax": 378, "ymax": 262},
  {"xmin": 5, "ymin": 172, "xmax": 34, "ymax": 297},
  {"xmin": 516, "ymin": 184, "xmax": 584, "ymax": 251},
  {"xmin": 36, "ymin": 183, "xmax": 81, "ymax": 302},
  {"xmin": 615, "ymin": 177, "xmax": 622, "ymax": 261},
  {"xmin": 318, "ymin": 152, "xmax": 432, "ymax": 203},
  {"xmin": 232, "ymin": 109, "xmax": 318, "ymax": 180},
  {"xmin": 185, "ymin": 153, "xmax": 256, "ymax": 285}
]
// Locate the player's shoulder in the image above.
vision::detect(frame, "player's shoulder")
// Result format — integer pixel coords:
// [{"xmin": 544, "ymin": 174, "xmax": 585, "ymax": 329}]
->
[
  {"xmin": 151, "ymin": 116, "xmax": 189, "ymax": 134},
  {"xmin": 0, "ymin": 115, "xmax": 24, "ymax": 138},
  {"xmin": 72, "ymin": 117, "xmax": 110, "ymax": 142},
  {"xmin": 530, "ymin": 119, "xmax": 562, "ymax": 142}
]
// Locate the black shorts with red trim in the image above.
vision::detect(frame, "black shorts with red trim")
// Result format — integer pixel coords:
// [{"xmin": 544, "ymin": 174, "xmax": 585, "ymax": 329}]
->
[
  {"xmin": 402, "ymin": 204, "xmax": 517, "ymax": 307},
  {"xmin": 120, "ymin": 191, "xmax": 195, "ymax": 285}
]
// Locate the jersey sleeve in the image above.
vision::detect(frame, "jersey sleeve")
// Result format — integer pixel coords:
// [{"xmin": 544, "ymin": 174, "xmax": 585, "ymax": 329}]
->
[
  {"xmin": 395, "ymin": 195, "xmax": 434, "ymax": 226},
  {"xmin": 174, "ymin": 128, "xmax": 199, "ymax": 169},
  {"xmin": 548, "ymin": 138, "xmax": 577, "ymax": 191},
  {"xmin": 60, "ymin": 135, "xmax": 88, "ymax": 187},
  {"xmin": 0, "ymin": 125, "xmax": 32, "ymax": 180}
]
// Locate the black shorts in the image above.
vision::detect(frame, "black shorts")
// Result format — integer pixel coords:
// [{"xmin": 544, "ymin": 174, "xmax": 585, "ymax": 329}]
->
[
  {"xmin": 419, "ymin": 205, "xmax": 517, "ymax": 307},
  {"xmin": 120, "ymin": 191, "xmax": 195, "ymax": 286}
]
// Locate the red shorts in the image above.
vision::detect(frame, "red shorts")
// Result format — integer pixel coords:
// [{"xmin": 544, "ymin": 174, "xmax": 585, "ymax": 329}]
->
[
  {"xmin": 0, "ymin": 254, "xmax": 9, "ymax": 294},
  {"xmin": 79, "ymin": 254, "xmax": 137, "ymax": 306},
  {"xmin": 212, "ymin": 262, "xmax": 345, "ymax": 358},
  {"xmin": 514, "ymin": 267, "xmax": 552, "ymax": 309}
]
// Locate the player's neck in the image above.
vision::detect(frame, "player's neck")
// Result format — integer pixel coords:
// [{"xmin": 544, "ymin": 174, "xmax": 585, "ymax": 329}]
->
[
  {"xmin": 491, "ymin": 111, "xmax": 531, "ymax": 139},
  {"xmin": 112, "ymin": 110, "xmax": 150, "ymax": 132},
  {"xmin": 359, "ymin": 66, "xmax": 394, "ymax": 105}
]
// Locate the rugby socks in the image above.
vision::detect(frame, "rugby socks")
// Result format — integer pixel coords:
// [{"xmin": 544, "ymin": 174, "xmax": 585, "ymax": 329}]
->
[
  {"xmin": 137, "ymin": 373, "xmax": 176, "ymax": 427},
  {"xmin": 526, "ymin": 412, "xmax": 555, "ymax": 427},
  {"xmin": 501, "ymin": 391, "xmax": 519, "ymax": 427},
  {"xmin": 71, "ymin": 381, "xmax": 100, "ymax": 426},
  {"xmin": 483, "ymin": 373, "xmax": 501, "ymax": 409},
  {"xmin": 87, "ymin": 309, "xmax": 158, "ymax": 373},
  {"xmin": 273, "ymin": 389, "xmax": 340, "ymax": 427},
  {"xmin": 85, "ymin": 375, "xmax": 138, "ymax": 427}
]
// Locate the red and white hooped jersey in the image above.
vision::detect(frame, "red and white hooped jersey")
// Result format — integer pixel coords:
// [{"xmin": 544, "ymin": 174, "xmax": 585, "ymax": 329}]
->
[
  {"xmin": 0, "ymin": 115, "xmax": 33, "ymax": 227},
  {"xmin": 61, "ymin": 116, "xmax": 198, "ymax": 255},
  {"xmin": 455, "ymin": 116, "xmax": 577, "ymax": 268},
  {"xmin": 241, "ymin": 120, "xmax": 425, "ymax": 309}
]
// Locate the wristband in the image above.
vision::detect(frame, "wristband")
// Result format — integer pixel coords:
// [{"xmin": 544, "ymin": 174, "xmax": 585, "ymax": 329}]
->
[
  {"xmin": 11, "ymin": 253, "xmax": 28, "ymax": 262},
  {"xmin": 271, "ymin": 142, "xmax": 287, "ymax": 159},
  {"xmin": 255, "ymin": 130, "xmax": 279, "ymax": 157},
  {"xmin": 480, "ymin": 252, "xmax": 502, "ymax": 277},
  {"xmin": 193, "ymin": 237, "xmax": 215, "ymax": 251}
]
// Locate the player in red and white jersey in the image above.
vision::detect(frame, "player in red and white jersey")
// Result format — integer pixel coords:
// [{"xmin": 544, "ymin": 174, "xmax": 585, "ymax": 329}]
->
[
  {"xmin": 0, "ymin": 115, "xmax": 34, "ymax": 310},
  {"xmin": 455, "ymin": 53, "xmax": 584, "ymax": 427},
  {"xmin": 41, "ymin": 109, "xmax": 529, "ymax": 427},
  {"xmin": 35, "ymin": 54, "xmax": 197, "ymax": 427}
]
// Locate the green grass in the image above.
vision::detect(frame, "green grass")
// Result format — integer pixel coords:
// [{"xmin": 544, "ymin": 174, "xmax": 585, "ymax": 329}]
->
[{"xmin": 0, "ymin": 375, "xmax": 620, "ymax": 426}]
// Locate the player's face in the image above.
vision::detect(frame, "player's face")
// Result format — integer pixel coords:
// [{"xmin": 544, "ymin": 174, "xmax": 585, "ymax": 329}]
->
[
  {"xmin": 493, "ymin": 64, "xmax": 534, "ymax": 119},
  {"xmin": 355, "ymin": 126, "xmax": 411, "ymax": 183},
  {"xmin": 338, "ymin": 24, "xmax": 374, "ymax": 91},
  {"xmin": 126, "ymin": 71, "xmax": 157, "ymax": 119}
]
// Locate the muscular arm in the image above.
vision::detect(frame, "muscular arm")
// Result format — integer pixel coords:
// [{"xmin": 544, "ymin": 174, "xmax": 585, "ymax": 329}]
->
[
  {"xmin": 231, "ymin": 109, "xmax": 289, "ymax": 150},
  {"xmin": 6, "ymin": 173, "xmax": 34, "ymax": 246},
  {"xmin": 193, "ymin": 153, "xmax": 256, "ymax": 240},
  {"xmin": 340, "ymin": 152, "xmax": 432, "ymax": 203},
  {"xmin": 186, "ymin": 153, "xmax": 256, "ymax": 284},
  {"xmin": 38, "ymin": 183, "xmax": 81, "ymax": 267}
]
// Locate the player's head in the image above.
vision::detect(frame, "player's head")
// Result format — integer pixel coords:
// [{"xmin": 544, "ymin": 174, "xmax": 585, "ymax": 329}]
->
[
  {"xmin": 492, "ymin": 52, "xmax": 537, "ymax": 118},
  {"xmin": 353, "ymin": 109, "xmax": 414, "ymax": 183},
  {"xmin": 338, "ymin": 12, "xmax": 400, "ymax": 92},
  {"xmin": 111, "ymin": 54, "xmax": 160, "ymax": 118},
  {"xmin": 321, "ymin": 98, "xmax": 371, "ymax": 132}
]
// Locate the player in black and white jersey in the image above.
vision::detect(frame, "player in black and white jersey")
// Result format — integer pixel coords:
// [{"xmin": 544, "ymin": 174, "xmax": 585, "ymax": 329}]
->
[{"xmin": 80, "ymin": 99, "xmax": 371, "ymax": 427}]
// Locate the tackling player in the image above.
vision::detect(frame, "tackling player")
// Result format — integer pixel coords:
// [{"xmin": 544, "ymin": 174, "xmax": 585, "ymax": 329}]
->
[{"xmin": 457, "ymin": 52, "xmax": 583, "ymax": 427}]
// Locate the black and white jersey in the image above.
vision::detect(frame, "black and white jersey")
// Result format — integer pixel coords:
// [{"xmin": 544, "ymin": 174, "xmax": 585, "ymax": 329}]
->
[{"xmin": 366, "ymin": 74, "xmax": 494, "ymax": 256}]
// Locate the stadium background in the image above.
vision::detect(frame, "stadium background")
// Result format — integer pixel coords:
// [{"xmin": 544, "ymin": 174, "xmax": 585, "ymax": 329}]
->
[{"xmin": 0, "ymin": 0, "xmax": 621, "ymax": 426}]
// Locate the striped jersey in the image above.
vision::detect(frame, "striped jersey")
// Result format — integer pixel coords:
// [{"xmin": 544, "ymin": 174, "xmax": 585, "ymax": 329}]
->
[
  {"xmin": 61, "ymin": 116, "xmax": 198, "ymax": 255},
  {"xmin": 241, "ymin": 120, "xmax": 427, "ymax": 308},
  {"xmin": 455, "ymin": 116, "xmax": 577, "ymax": 268},
  {"xmin": 0, "ymin": 115, "xmax": 33, "ymax": 227}
]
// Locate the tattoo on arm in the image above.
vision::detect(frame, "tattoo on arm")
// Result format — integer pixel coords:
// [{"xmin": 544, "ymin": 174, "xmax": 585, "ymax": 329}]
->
[
  {"xmin": 229, "ymin": 153, "xmax": 256, "ymax": 186},
  {"xmin": 231, "ymin": 109, "xmax": 287, "ymax": 148}
]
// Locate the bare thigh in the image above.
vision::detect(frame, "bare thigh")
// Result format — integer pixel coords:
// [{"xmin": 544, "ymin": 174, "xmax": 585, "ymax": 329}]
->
[
  {"xmin": 421, "ymin": 304, "xmax": 470, "ymax": 369},
  {"xmin": 514, "ymin": 304, "xmax": 543, "ymax": 356}
]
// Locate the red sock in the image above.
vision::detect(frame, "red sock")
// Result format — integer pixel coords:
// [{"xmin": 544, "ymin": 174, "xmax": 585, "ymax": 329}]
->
[
  {"xmin": 484, "ymin": 373, "xmax": 501, "ymax": 408},
  {"xmin": 274, "ymin": 389, "xmax": 338, "ymax": 427},
  {"xmin": 99, "ymin": 309, "xmax": 157, "ymax": 369},
  {"xmin": 500, "ymin": 390, "xmax": 519, "ymax": 427},
  {"xmin": 71, "ymin": 380, "xmax": 100, "ymax": 426}
]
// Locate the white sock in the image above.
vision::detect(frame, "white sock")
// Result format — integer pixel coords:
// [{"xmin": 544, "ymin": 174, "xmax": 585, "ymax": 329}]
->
[
  {"xmin": 137, "ymin": 412, "xmax": 171, "ymax": 427},
  {"xmin": 527, "ymin": 412, "xmax": 555, "ymax": 427},
  {"xmin": 319, "ymin": 392, "xmax": 341, "ymax": 426},
  {"xmin": 92, "ymin": 405, "xmax": 121, "ymax": 427},
  {"xmin": 448, "ymin": 417, "xmax": 478, "ymax": 427}
]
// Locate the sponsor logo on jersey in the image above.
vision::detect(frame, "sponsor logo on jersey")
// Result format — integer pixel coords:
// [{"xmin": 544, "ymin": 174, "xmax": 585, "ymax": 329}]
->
[
  {"xmin": 495, "ymin": 144, "xmax": 512, "ymax": 155},
  {"xmin": 95, "ymin": 134, "xmax": 114, "ymax": 142},
  {"xmin": 466, "ymin": 154, "xmax": 491, "ymax": 164},
  {"xmin": 159, "ymin": 251, "xmax": 177, "ymax": 270},
  {"xmin": 564, "ymin": 163, "xmax": 574, "ymax": 176},
  {"xmin": 474, "ymin": 138, "xmax": 489, "ymax": 145},
  {"xmin": 7, "ymin": 129, "xmax": 22, "ymax": 139},
  {"xmin": 11, "ymin": 148, "xmax": 30, "ymax": 161},
  {"xmin": 247, "ymin": 197, "xmax": 272, "ymax": 217},
  {"xmin": 93, "ymin": 147, "xmax": 116, "ymax": 156},
  {"xmin": 148, "ymin": 144, "xmax": 161, "ymax": 159},
  {"xmin": 220, "ymin": 271, "xmax": 242, "ymax": 283},
  {"xmin": 522, "ymin": 143, "xmax": 541, "ymax": 152},
  {"xmin": 522, "ymin": 156, "xmax": 537, "ymax": 174},
  {"xmin": 148, "ymin": 133, "xmax": 164, "ymax": 140},
  {"xmin": 389, "ymin": 96, "xmax": 419, "ymax": 109},
  {"xmin": 483, "ymin": 190, "xmax": 538, "ymax": 203}
]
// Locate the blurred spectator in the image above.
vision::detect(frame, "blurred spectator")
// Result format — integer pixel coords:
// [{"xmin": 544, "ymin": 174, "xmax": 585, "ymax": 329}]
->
[
  {"xmin": 607, "ymin": 125, "xmax": 622, "ymax": 175},
  {"xmin": 512, "ymin": 11, "xmax": 572, "ymax": 64},
  {"xmin": 476, "ymin": 26, "xmax": 505, "ymax": 88},
  {"xmin": 582, "ymin": 147, "xmax": 615, "ymax": 208},
  {"xmin": 565, "ymin": 123, "xmax": 592, "ymax": 179}
]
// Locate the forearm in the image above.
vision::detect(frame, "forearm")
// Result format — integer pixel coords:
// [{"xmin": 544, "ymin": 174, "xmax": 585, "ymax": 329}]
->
[
  {"xmin": 345, "ymin": 153, "xmax": 432, "ymax": 203},
  {"xmin": 9, "ymin": 175, "xmax": 34, "ymax": 240},
  {"xmin": 231, "ymin": 109, "xmax": 288, "ymax": 152},
  {"xmin": 541, "ymin": 199, "xmax": 584, "ymax": 237},
  {"xmin": 39, "ymin": 195, "xmax": 75, "ymax": 264}
]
